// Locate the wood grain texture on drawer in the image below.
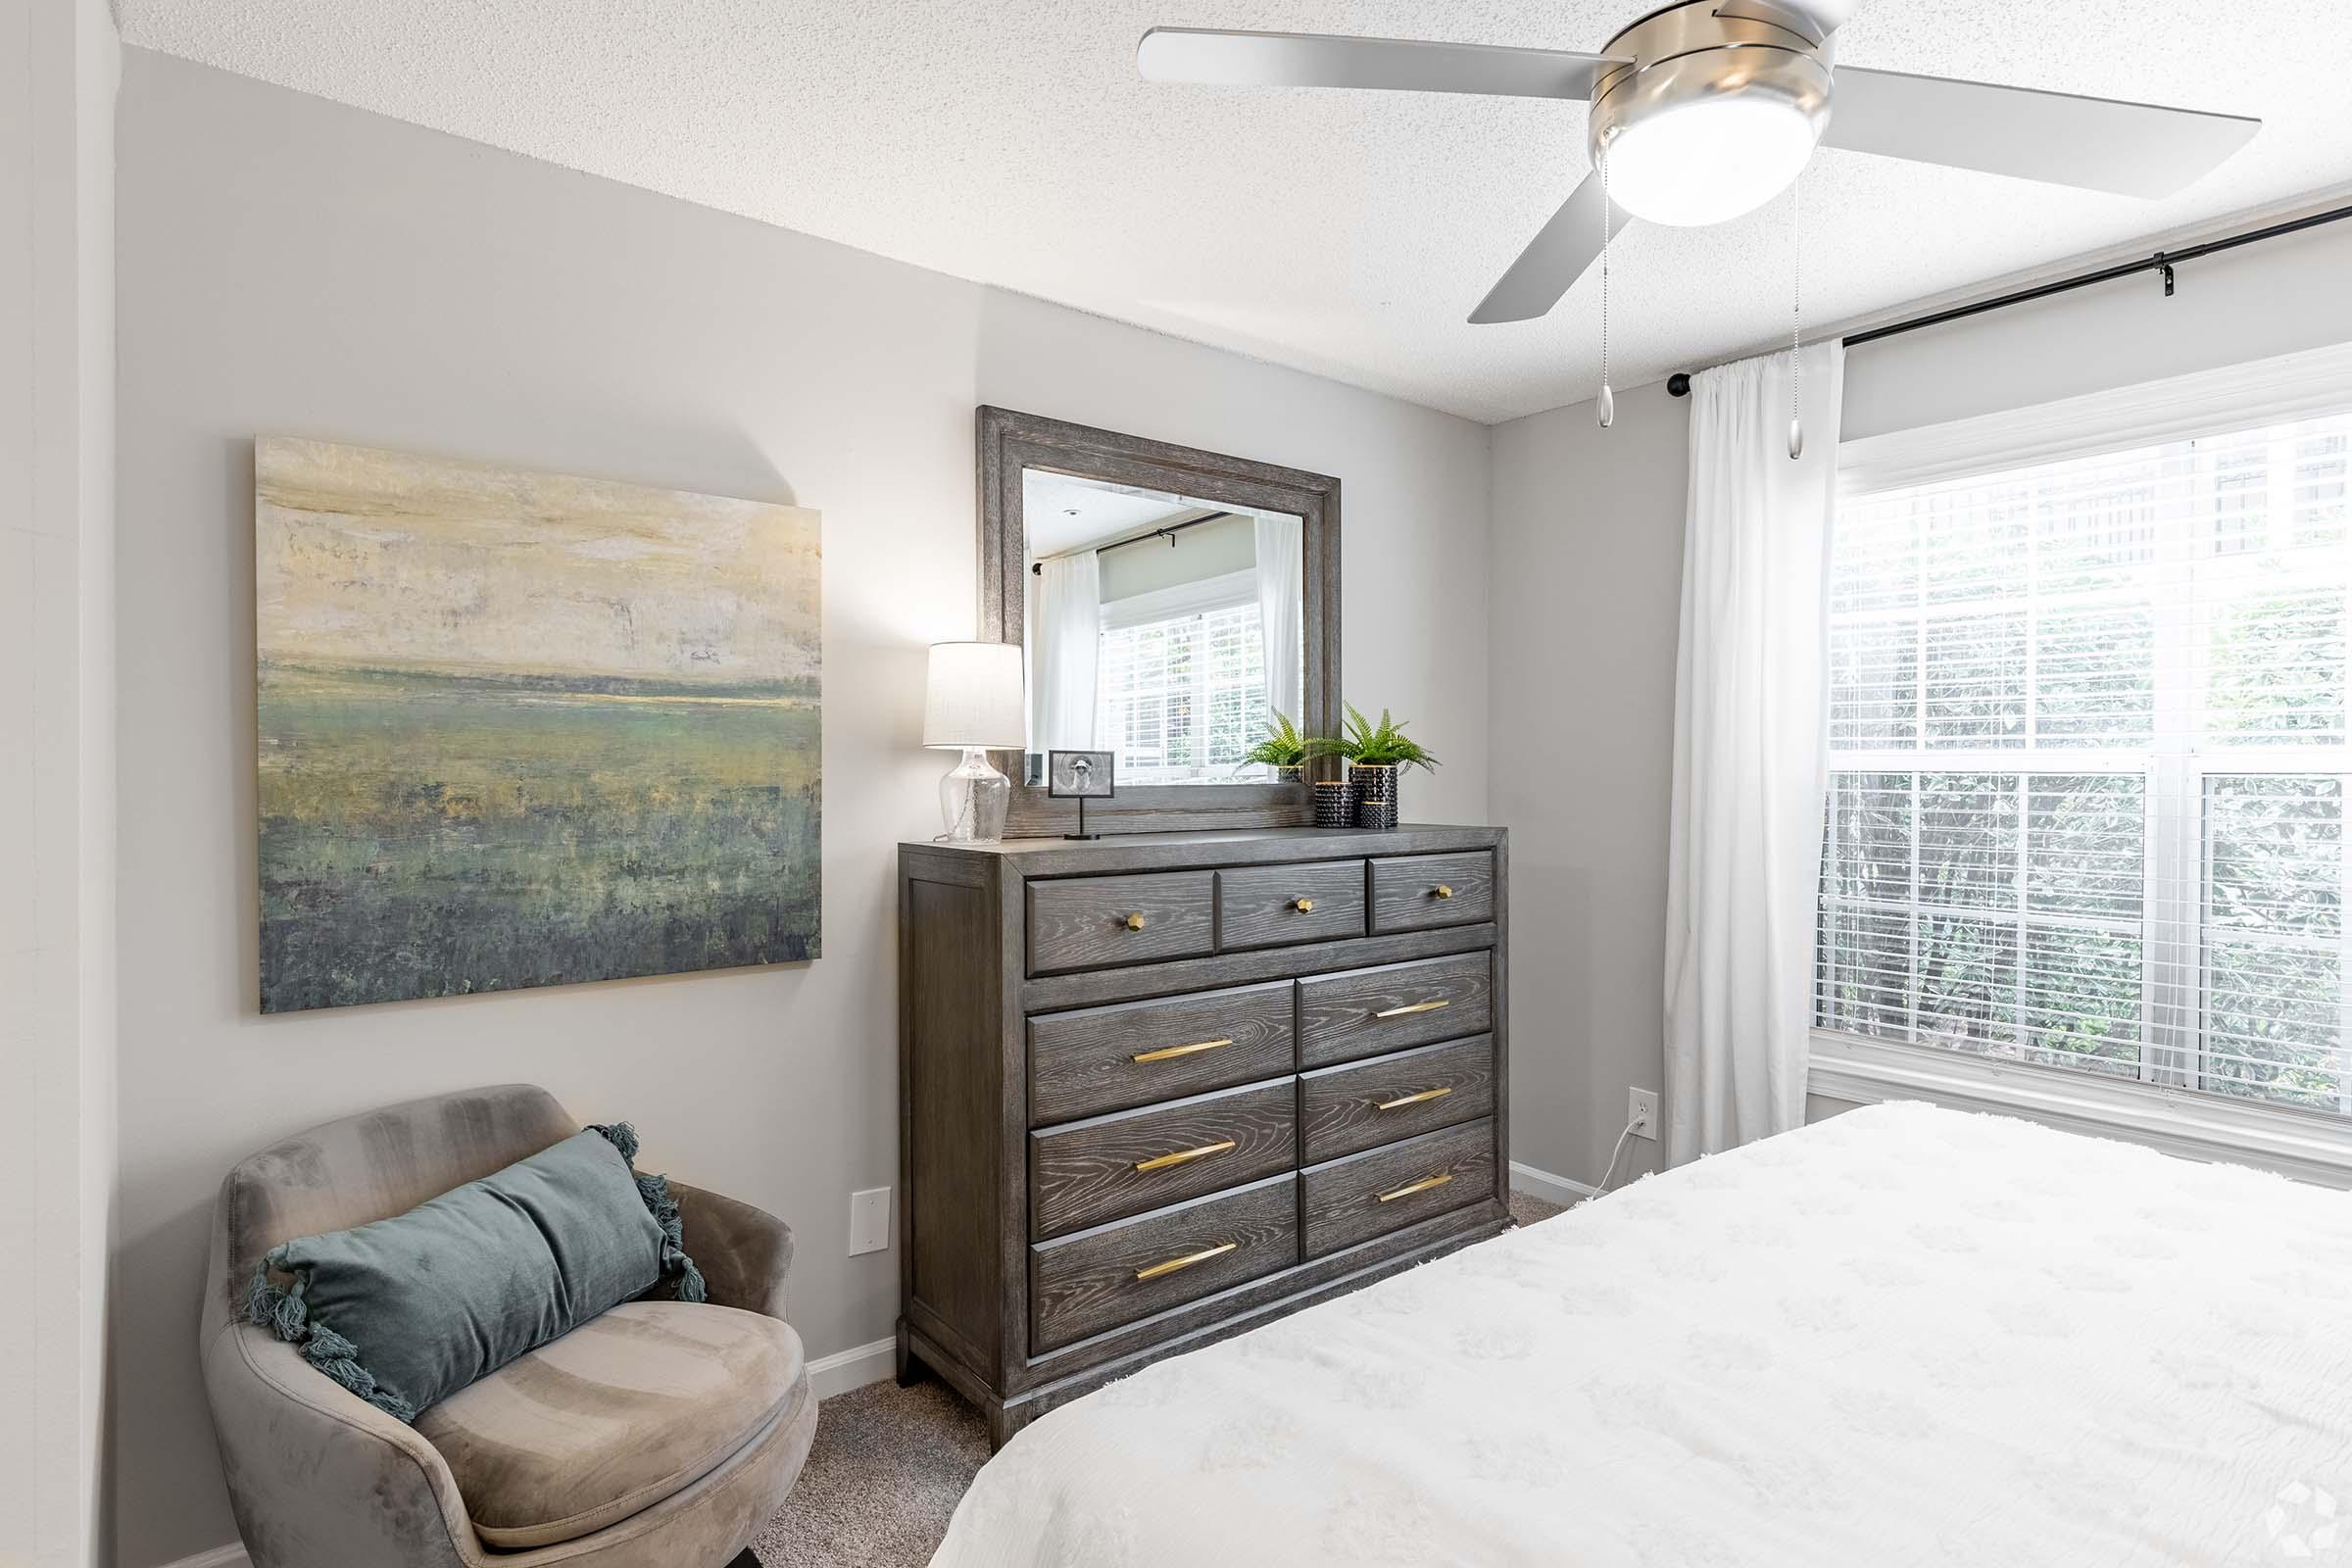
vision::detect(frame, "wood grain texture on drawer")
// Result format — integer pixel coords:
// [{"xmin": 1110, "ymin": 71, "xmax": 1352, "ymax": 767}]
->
[
  {"xmin": 1297, "ymin": 950, "xmax": 1494, "ymax": 1068},
  {"xmin": 1029, "ymin": 1079, "xmax": 1297, "ymax": 1240},
  {"xmin": 1301, "ymin": 1117, "xmax": 1494, "ymax": 1259},
  {"xmin": 1027, "ymin": 871, "xmax": 1215, "ymax": 975},
  {"xmin": 1029, "ymin": 980, "xmax": 1297, "ymax": 1126},
  {"xmin": 1029, "ymin": 1173, "xmax": 1298, "ymax": 1353},
  {"xmin": 1215, "ymin": 859, "xmax": 1367, "ymax": 952},
  {"xmin": 1369, "ymin": 852, "xmax": 1495, "ymax": 934},
  {"xmin": 1299, "ymin": 1035, "xmax": 1494, "ymax": 1164}
]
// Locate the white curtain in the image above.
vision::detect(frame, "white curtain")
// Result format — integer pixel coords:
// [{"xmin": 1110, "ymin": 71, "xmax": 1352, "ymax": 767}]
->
[
  {"xmin": 1030, "ymin": 552, "xmax": 1102, "ymax": 754},
  {"xmin": 1253, "ymin": 514, "xmax": 1304, "ymax": 727},
  {"xmin": 1663, "ymin": 342, "xmax": 1844, "ymax": 1166}
]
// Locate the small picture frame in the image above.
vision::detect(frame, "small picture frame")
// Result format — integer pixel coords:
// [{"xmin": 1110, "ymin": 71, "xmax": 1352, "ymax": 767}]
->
[{"xmin": 1047, "ymin": 750, "xmax": 1115, "ymax": 840}]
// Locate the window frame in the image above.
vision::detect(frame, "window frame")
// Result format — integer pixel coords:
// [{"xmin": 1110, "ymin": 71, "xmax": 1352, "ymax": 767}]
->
[
  {"xmin": 1814, "ymin": 340, "xmax": 2352, "ymax": 1181},
  {"xmin": 1095, "ymin": 569, "xmax": 1272, "ymax": 786}
]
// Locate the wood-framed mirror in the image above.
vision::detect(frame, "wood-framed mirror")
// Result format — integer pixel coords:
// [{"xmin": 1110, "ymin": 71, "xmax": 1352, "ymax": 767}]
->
[{"xmin": 977, "ymin": 407, "xmax": 1341, "ymax": 837}]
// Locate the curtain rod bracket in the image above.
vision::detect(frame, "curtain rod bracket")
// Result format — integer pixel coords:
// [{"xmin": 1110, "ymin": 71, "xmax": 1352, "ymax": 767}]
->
[{"xmin": 2157, "ymin": 253, "xmax": 2176, "ymax": 297}]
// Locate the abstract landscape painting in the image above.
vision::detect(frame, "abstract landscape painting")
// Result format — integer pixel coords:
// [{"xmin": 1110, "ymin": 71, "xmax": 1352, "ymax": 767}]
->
[{"xmin": 255, "ymin": 438, "xmax": 820, "ymax": 1012}]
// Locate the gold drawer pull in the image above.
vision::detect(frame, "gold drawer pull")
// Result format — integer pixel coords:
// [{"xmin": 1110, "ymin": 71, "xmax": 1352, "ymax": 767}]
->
[
  {"xmin": 1293, "ymin": 897, "xmax": 1315, "ymax": 913},
  {"xmin": 1132, "ymin": 1037, "xmax": 1234, "ymax": 1064},
  {"xmin": 1434, "ymin": 884, "xmax": 1454, "ymax": 900},
  {"xmin": 1374, "ymin": 999, "xmax": 1450, "ymax": 1019},
  {"xmin": 1375, "ymin": 1086, "xmax": 1454, "ymax": 1111},
  {"xmin": 1376, "ymin": 1171, "xmax": 1455, "ymax": 1203},
  {"xmin": 1134, "ymin": 1139, "xmax": 1235, "ymax": 1173},
  {"xmin": 1135, "ymin": 1241, "xmax": 1238, "ymax": 1282},
  {"xmin": 1123, "ymin": 912, "xmax": 1147, "ymax": 932}
]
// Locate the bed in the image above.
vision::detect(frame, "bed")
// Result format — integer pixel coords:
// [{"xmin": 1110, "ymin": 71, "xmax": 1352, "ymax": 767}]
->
[{"xmin": 930, "ymin": 1102, "xmax": 2352, "ymax": 1566}]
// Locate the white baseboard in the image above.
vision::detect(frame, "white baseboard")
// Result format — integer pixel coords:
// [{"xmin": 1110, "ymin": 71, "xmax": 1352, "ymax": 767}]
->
[
  {"xmin": 1508, "ymin": 1159, "xmax": 1594, "ymax": 1207},
  {"xmin": 158, "ymin": 1544, "xmax": 248, "ymax": 1568},
  {"xmin": 808, "ymin": 1335, "xmax": 897, "ymax": 1400}
]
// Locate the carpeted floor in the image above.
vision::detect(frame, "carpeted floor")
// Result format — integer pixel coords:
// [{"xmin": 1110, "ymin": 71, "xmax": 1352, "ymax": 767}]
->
[{"xmin": 751, "ymin": 1189, "xmax": 1568, "ymax": 1567}]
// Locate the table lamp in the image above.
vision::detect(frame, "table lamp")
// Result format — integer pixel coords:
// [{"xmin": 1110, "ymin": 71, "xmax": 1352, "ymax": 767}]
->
[{"xmin": 924, "ymin": 641, "xmax": 1025, "ymax": 843}]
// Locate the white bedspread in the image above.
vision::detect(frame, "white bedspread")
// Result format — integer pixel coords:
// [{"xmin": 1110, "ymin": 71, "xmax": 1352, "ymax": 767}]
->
[{"xmin": 931, "ymin": 1102, "xmax": 2352, "ymax": 1567}]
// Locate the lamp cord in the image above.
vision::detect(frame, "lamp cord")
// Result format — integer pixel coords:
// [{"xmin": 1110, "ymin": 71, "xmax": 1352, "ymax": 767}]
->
[{"xmin": 1580, "ymin": 1119, "xmax": 1641, "ymax": 1205}]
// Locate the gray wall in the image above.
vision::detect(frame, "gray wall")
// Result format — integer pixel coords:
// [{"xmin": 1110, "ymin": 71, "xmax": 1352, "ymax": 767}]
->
[
  {"xmin": 1098, "ymin": 513, "xmax": 1257, "ymax": 604},
  {"xmin": 1492, "ymin": 213, "xmax": 2352, "ymax": 1191},
  {"xmin": 112, "ymin": 52, "xmax": 1490, "ymax": 1568},
  {"xmin": 1488, "ymin": 380, "xmax": 1690, "ymax": 1191}
]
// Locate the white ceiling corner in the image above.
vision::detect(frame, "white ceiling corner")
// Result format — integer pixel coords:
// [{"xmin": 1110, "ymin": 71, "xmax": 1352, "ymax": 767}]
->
[{"xmin": 117, "ymin": 1, "xmax": 2352, "ymax": 423}]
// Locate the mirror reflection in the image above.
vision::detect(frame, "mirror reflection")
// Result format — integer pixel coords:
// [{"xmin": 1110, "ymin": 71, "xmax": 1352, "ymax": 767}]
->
[{"xmin": 1023, "ymin": 468, "xmax": 1305, "ymax": 787}]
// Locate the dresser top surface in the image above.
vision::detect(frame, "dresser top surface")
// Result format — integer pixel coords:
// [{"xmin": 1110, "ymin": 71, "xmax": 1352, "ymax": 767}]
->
[{"xmin": 901, "ymin": 823, "xmax": 1504, "ymax": 875}]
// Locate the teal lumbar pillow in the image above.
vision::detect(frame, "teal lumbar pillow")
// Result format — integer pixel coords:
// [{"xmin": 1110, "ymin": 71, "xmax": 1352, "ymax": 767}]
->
[{"xmin": 246, "ymin": 1122, "xmax": 705, "ymax": 1422}]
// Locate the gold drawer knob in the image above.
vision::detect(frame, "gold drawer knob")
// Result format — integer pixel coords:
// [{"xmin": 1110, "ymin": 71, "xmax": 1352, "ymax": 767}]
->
[
  {"xmin": 1134, "ymin": 1139, "xmax": 1236, "ymax": 1174},
  {"xmin": 1373, "ymin": 998, "xmax": 1450, "ymax": 1020},
  {"xmin": 1132, "ymin": 1037, "xmax": 1233, "ymax": 1064},
  {"xmin": 1376, "ymin": 1171, "xmax": 1455, "ymax": 1203},
  {"xmin": 1375, "ymin": 1086, "xmax": 1453, "ymax": 1111},
  {"xmin": 1434, "ymin": 884, "xmax": 1454, "ymax": 900},
  {"xmin": 1123, "ymin": 912, "xmax": 1147, "ymax": 931},
  {"xmin": 1135, "ymin": 1241, "xmax": 1237, "ymax": 1282},
  {"xmin": 1293, "ymin": 897, "xmax": 1315, "ymax": 913}
]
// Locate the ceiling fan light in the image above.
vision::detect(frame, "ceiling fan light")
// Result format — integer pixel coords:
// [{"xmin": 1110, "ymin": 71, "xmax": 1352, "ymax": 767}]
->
[{"xmin": 1602, "ymin": 96, "xmax": 1821, "ymax": 227}]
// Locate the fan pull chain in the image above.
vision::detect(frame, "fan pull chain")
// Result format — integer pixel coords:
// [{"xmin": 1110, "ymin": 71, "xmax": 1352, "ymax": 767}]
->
[
  {"xmin": 1788, "ymin": 168, "xmax": 1805, "ymax": 461},
  {"xmin": 1596, "ymin": 141, "xmax": 1614, "ymax": 430}
]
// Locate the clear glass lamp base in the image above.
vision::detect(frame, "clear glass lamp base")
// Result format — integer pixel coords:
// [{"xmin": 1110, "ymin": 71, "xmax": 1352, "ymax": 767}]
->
[{"xmin": 938, "ymin": 746, "xmax": 1011, "ymax": 844}]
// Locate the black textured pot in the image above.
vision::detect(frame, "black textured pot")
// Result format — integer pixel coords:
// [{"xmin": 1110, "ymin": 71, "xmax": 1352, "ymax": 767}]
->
[
  {"xmin": 1313, "ymin": 779, "xmax": 1356, "ymax": 830},
  {"xmin": 1350, "ymin": 763, "xmax": 1398, "ymax": 830},
  {"xmin": 1275, "ymin": 763, "xmax": 1306, "ymax": 786}
]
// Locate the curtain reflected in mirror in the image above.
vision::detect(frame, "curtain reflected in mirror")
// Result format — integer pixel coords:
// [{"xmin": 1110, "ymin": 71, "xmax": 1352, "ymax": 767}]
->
[{"xmin": 1023, "ymin": 469, "xmax": 1306, "ymax": 787}]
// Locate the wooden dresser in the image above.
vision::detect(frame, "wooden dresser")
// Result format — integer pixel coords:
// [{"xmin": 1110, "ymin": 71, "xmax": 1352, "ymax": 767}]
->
[{"xmin": 896, "ymin": 824, "xmax": 1510, "ymax": 1445}]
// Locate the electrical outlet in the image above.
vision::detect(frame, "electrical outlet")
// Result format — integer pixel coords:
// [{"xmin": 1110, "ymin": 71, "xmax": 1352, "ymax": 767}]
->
[
  {"xmin": 1628, "ymin": 1088, "xmax": 1660, "ymax": 1142},
  {"xmin": 848, "ymin": 1187, "xmax": 891, "ymax": 1256}
]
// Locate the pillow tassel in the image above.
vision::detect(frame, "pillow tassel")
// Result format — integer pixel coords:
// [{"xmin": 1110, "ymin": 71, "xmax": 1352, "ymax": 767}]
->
[
  {"xmin": 246, "ymin": 1247, "xmax": 418, "ymax": 1423},
  {"xmin": 591, "ymin": 1122, "xmax": 709, "ymax": 1303}
]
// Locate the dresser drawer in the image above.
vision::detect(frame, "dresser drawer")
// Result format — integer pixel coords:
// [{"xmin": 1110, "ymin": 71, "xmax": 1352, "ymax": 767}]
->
[
  {"xmin": 1297, "ymin": 950, "xmax": 1494, "ymax": 1069},
  {"xmin": 1029, "ymin": 1174, "xmax": 1298, "ymax": 1353},
  {"xmin": 1216, "ymin": 859, "xmax": 1366, "ymax": 952},
  {"xmin": 1029, "ymin": 981, "xmax": 1297, "ymax": 1126},
  {"xmin": 1028, "ymin": 871, "xmax": 1216, "ymax": 975},
  {"xmin": 1029, "ymin": 1079, "xmax": 1298, "ymax": 1240},
  {"xmin": 1369, "ymin": 852, "xmax": 1495, "ymax": 933},
  {"xmin": 1301, "ymin": 1117, "xmax": 1494, "ymax": 1259},
  {"xmin": 1298, "ymin": 1035, "xmax": 1494, "ymax": 1164}
]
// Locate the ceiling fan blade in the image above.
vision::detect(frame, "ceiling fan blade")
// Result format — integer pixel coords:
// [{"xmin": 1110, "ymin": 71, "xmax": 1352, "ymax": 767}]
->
[
  {"xmin": 1469, "ymin": 174, "xmax": 1623, "ymax": 325},
  {"xmin": 1708, "ymin": 0, "xmax": 1867, "ymax": 46},
  {"xmin": 1137, "ymin": 27, "xmax": 1628, "ymax": 101},
  {"xmin": 1822, "ymin": 67, "xmax": 2260, "ymax": 199}
]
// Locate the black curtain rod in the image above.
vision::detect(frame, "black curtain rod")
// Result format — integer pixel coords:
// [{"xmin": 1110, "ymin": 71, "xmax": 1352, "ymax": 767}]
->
[
  {"xmin": 1031, "ymin": 512, "xmax": 1234, "ymax": 573},
  {"xmin": 1665, "ymin": 201, "xmax": 2352, "ymax": 397}
]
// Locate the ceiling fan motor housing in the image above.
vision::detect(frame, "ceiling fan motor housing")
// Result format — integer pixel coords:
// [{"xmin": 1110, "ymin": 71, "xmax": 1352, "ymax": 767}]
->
[{"xmin": 1590, "ymin": 1, "xmax": 1834, "ymax": 225}]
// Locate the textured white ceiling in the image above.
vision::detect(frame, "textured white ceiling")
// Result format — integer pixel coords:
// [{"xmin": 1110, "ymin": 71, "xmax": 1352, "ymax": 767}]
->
[
  {"xmin": 119, "ymin": 1, "xmax": 2352, "ymax": 422},
  {"xmin": 1024, "ymin": 470, "xmax": 1211, "ymax": 560}
]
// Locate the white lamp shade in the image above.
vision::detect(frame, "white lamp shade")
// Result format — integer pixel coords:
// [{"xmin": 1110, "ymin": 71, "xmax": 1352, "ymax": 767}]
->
[{"xmin": 923, "ymin": 641, "xmax": 1026, "ymax": 750}]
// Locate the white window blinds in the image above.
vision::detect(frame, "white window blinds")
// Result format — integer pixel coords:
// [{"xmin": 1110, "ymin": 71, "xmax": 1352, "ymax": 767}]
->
[
  {"xmin": 1097, "ymin": 573, "xmax": 1270, "ymax": 785},
  {"xmin": 1818, "ymin": 404, "xmax": 2352, "ymax": 1113}
]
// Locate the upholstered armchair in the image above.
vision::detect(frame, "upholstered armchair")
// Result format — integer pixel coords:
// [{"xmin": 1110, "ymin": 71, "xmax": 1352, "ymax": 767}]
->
[{"xmin": 200, "ymin": 1085, "xmax": 814, "ymax": 1568}]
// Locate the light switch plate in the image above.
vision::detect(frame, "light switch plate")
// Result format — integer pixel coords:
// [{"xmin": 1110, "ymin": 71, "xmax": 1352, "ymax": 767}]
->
[{"xmin": 848, "ymin": 1187, "xmax": 891, "ymax": 1256}]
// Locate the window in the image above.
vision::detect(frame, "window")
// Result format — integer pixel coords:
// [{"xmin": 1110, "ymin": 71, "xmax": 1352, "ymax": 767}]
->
[
  {"xmin": 1096, "ymin": 571, "xmax": 1269, "ymax": 785},
  {"xmin": 1818, "ymin": 405, "xmax": 2352, "ymax": 1116}
]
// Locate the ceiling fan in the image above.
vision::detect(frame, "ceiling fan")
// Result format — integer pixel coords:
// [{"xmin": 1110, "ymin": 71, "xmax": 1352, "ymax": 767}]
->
[{"xmin": 1136, "ymin": 0, "xmax": 2261, "ymax": 326}]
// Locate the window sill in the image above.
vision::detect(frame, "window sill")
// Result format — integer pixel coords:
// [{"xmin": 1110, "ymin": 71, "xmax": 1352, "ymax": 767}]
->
[{"xmin": 1808, "ymin": 1030, "xmax": 2352, "ymax": 1190}]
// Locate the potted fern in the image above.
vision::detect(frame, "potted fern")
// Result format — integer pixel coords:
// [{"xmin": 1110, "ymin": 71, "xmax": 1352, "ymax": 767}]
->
[
  {"xmin": 1241, "ymin": 711, "xmax": 1311, "ymax": 785},
  {"xmin": 1306, "ymin": 704, "xmax": 1441, "ymax": 830}
]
